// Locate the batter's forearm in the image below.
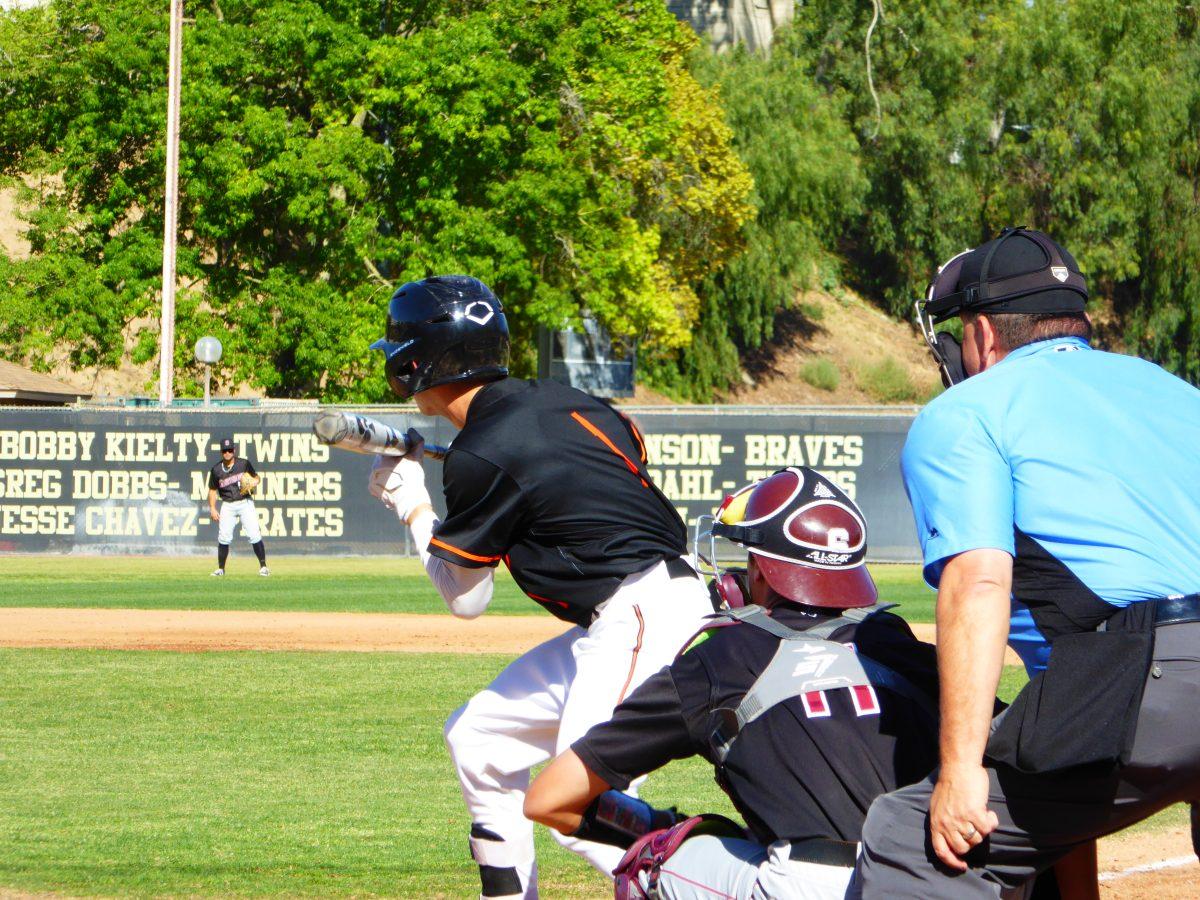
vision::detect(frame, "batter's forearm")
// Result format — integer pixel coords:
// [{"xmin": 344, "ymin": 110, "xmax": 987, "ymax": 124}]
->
[
  {"xmin": 936, "ymin": 550, "xmax": 1012, "ymax": 770},
  {"xmin": 207, "ymin": 488, "xmax": 218, "ymax": 514},
  {"xmin": 409, "ymin": 508, "xmax": 494, "ymax": 617}
]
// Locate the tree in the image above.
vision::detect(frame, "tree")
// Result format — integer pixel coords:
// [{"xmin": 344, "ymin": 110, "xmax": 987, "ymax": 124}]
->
[
  {"xmin": 0, "ymin": 0, "xmax": 751, "ymax": 399},
  {"xmin": 648, "ymin": 26, "xmax": 868, "ymax": 400}
]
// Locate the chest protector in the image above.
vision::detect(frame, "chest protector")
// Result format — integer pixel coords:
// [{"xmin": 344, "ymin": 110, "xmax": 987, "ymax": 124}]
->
[{"xmin": 706, "ymin": 604, "xmax": 935, "ymax": 765}]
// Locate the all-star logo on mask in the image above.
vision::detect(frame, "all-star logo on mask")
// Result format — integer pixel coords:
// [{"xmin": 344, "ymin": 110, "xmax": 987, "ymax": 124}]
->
[{"xmin": 1051, "ymin": 266, "xmax": 1069, "ymax": 282}]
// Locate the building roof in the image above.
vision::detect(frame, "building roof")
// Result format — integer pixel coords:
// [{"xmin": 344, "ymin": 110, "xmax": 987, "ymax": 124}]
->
[{"xmin": 0, "ymin": 360, "xmax": 92, "ymax": 404}]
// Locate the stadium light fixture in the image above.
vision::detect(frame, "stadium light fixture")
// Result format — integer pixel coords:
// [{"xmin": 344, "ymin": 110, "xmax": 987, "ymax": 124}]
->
[{"xmin": 194, "ymin": 337, "xmax": 223, "ymax": 407}]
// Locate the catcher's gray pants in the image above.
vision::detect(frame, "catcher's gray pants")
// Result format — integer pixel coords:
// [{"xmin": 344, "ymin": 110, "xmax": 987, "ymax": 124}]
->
[
  {"xmin": 649, "ymin": 835, "xmax": 855, "ymax": 899},
  {"xmin": 853, "ymin": 621, "xmax": 1200, "ymax": 898}
]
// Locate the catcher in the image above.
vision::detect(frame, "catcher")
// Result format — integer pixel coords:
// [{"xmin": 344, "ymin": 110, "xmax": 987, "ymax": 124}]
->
[
  {"xmin": 524, "ymin": 467, "xmax": 944, "ymax": 899},
  {"xmin": 206, "ymin": 436, "xmax": 268, "ymax": 576}
]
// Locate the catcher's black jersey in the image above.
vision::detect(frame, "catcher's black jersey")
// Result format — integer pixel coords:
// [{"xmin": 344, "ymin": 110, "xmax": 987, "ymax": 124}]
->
[
  {"xmin": 429, "ymin": 378, "xmax": 687, "ymax": 626},
  {"xmin": 208, "ymin": 458, "xmax": 257, "ymax": 503},
  {"xmin": 572, "ymin": 608, "xmax": 941, "ymax": 844}
]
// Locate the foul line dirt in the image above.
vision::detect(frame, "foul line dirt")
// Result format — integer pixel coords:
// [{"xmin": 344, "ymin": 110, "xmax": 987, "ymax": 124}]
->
[{"xmin": 0, "ymin": 609, "xmax": 1023, "ymax": 663}]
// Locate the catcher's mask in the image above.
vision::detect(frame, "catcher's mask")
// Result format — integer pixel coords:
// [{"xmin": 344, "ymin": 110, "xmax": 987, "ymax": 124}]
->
[
  {"xmin": 694, "ymin": 467, "xmax": 878, "ymax": 609},
  {"xmin": 370, "ymin": 275, "xmax": 510, "ymax": 399},
  {"xmin": 916, "ymin": 227, "xmax": 1088, "ymax": 387}
]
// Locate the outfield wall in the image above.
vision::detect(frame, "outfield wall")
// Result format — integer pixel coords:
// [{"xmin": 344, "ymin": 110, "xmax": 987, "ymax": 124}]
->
[{"xmin": 0, "ymin": 405, "xmax": 922, "ymax": 561}]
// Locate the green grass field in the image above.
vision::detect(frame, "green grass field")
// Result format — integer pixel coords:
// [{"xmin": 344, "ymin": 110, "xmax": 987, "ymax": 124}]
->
[
  {"xmin": 0, "ymin": 556, "xmax": 938, "ymax": 621},
  {"xmin": 0, "ymin": 557, "xmax": 1185, "ymax": 897}
]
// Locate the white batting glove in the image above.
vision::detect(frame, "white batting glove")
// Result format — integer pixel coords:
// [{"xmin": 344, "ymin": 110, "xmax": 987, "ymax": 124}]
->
[{"xmin": 368, "ymin": 430, "xmax": 432, "ymax": 523}]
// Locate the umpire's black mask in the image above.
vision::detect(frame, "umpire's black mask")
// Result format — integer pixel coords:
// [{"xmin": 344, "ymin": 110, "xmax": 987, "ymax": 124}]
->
[{"xmin": 915, "ymin": 227, "xmax": 1088, "ymax": 387}]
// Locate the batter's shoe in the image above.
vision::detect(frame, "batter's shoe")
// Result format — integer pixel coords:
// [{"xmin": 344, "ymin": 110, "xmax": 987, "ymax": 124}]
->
[
  {"xmin": 211, "ymin": 568, "xmax": 225, "ymax": 577},
  {"xmin": 259, "ymin": 566, "xmax": 271, "ymax": 577}
]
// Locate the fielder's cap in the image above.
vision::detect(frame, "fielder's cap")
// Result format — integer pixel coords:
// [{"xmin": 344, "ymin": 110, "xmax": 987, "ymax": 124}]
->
[
  {"xmin": 925, "ymin": 227, "xmax": 1088, "ymax": 324},
  {"xmin": 712, "ymin": 467, "xmax": 878, "ymax": 609},
  {"xmin": 220, "ymin": 438, "xmax": 236, "ymax": 452}
]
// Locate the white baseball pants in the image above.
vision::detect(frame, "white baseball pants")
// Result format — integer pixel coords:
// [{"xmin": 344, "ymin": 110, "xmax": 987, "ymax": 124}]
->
[
  {"xmin": 443, "ymin": 558, "xmax": 713, "ymax": 899},
  {"xmin": 217, "ymin": 498, "xmax": 261, "ymax": 545}
]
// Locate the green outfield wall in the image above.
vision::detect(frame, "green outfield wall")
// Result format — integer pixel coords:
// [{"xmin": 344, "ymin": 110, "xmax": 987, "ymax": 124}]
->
[{"xmin": 0, "ymin": 405, "xmax": 922, "ymax": 561}]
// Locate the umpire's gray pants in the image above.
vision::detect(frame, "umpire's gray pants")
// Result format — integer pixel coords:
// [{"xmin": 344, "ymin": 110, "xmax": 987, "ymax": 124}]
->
[{"xmin": 853, "ymin": 621, "xmax": 1200, "ymax": 898}]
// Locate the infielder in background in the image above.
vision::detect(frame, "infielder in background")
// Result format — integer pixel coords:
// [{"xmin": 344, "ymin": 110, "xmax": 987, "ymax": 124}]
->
[
  {"xmin": 525, "ymin": 468, "xmax": 943, "ymax": 899},
  {"xmin": 854, "ymin": 227, "xmax": 1200, "ymax": 896},
  {"xmin": 207, "ymin": 437, "xmax": 268, "ymax": 576},
  {"xmin": 367, "ymin": 275, "xmax": 713, "ymax": 899}
]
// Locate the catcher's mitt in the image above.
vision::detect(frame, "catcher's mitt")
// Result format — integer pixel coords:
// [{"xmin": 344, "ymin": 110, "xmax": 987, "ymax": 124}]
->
[{"xmin": 238, "ymin": 471, "xmax": 258, "ymax": 496}]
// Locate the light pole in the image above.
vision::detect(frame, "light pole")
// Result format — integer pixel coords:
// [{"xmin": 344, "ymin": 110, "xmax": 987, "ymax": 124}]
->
[
  {"xmin": 158, "ymin": 0, "xmax": 184, "ymax": 406},
  {"xmin": 194, "ymin": 336, "xmax": 223, "ymax": 407}
]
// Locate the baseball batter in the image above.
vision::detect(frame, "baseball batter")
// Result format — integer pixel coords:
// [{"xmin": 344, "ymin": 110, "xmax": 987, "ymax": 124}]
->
[
  {"xmin": 367, "ymin": 275, "xmax": 713, "ymax": 899},
  {"xmin": 207, "ymin": 437, "xmax": 268, "ymax": 576}
]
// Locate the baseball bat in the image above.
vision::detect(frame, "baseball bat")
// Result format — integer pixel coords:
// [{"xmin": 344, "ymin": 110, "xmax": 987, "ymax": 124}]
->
[{"xmin": 311, "ymin": 411, "xmax": 448, "ymax": 461}]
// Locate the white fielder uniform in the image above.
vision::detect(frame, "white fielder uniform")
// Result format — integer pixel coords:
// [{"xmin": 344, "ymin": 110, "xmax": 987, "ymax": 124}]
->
[
  {"xmin": 442, "ymin": 558, "xmax": 713, "ymax": 898},
  {"xmin": 217, "ymin": 498, "xmax": 261, "ymax": 545}
]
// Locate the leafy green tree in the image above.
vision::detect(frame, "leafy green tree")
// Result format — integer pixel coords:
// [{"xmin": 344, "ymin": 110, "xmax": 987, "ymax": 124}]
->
[
  {"xmin": 650, "ymin": 26, "xmax": 867, "ymax": 400},
  {"xmin": 972, "ymin": 0, "xmax": 1200, "ymax": 381},
  {"xmin": 0, "ymin": 0, "xmax": 751, "ymax": 399}
]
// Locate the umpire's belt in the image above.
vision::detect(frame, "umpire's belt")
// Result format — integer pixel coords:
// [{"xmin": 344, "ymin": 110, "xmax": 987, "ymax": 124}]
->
[
  {"xmin": 1152, "ymin": 593, "xmax": 1200, "ymax": 627},
  {"xmin": 787, "ymin": 837, "xmax": 859, "ymax": 868}
]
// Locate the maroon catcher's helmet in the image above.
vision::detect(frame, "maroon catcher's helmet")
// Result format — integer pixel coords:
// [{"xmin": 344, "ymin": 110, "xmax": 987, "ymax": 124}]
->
[{"xmin": 712, "ymin": 467, "xmax": 878, "ymax": 609}]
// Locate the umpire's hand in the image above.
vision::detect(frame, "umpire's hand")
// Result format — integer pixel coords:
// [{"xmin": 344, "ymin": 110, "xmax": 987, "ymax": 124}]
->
[
  {"xmin": 368, "ymin": 429, "xmax": 432, "ymax": 524},
  {"xmin": 929, "ymin": 763, "xmax": 997, "ymax": 870}
]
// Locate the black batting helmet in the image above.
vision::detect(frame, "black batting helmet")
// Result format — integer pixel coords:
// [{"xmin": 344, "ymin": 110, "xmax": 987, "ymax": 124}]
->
[{"xmin": 370, "ymin": 275, "xmax": 510, "ymax": 399}]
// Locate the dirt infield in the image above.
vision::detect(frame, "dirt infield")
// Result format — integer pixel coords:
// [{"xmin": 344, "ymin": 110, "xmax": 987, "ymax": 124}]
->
[
  {"xmin": 0, "ymin": 607, "xmax": 1028, "ymax": 662},
  {"xmin": 0, "ymin": 607, "xmax": 573, "ymax": 653}
]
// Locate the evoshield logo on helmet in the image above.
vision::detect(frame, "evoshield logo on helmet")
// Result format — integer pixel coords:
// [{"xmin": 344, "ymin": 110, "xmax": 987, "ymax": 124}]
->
[
  {"xmin": 1051, "ymin": 266, "xmax": 1068, "ymax": 282},
  {"xmin": 464, "ymin": 301, "xmax": 494, "ymax": 325},
  {"xmin": 370, "ymin": 275, "xmax": 510, "ymax": 399}
]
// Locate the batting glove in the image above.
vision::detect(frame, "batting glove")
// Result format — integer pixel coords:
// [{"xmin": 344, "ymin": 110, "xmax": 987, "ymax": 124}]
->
[{"xmin": 368, "ymin": 430, "xmax": 432, "ymax": 523}]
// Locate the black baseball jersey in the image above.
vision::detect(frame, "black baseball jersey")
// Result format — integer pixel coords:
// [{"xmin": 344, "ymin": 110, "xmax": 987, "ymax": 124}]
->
[
  {"xmin": 572, "ymin": 608, "xmax": 941, "ymax": 844},
  {"xmin": 208, "ymin": 458, "xmax": 256, "ymax": 503},
  {"xmin": 428, "ymin": 378, "xmax": 687, "ymax": 626}
]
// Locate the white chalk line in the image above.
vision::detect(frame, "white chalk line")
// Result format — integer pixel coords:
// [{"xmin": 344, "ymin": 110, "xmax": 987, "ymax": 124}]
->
[{"xmin": 1098, "ymin": 853, "xmax": 1198, "ymax": 882}]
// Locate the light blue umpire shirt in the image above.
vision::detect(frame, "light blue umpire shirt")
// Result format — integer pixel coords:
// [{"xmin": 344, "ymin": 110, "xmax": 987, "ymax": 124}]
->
[{"xmin": 901, "ymin": 336, "xmax": 1200, "ymax": 672}]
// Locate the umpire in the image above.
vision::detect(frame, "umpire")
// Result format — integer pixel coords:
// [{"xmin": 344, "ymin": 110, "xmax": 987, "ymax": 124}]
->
[{"xmin": 854, "ymin": 227, "xmax": 1200, "ymax": 897}]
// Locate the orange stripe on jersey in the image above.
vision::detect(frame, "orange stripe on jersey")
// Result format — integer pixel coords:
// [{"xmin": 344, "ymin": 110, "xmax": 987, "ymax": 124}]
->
[
  {"xmin": 629, "ymin": 419, "xmax": 648, "ymax": 464},
  {"xmin": 571, "ymin": 411, "xmax": 649, "ymax": 487},
  {"xmin": 527, "ymin": 591, "xmax": 570, "ymax": 609},
  {"xmin": 615, "ymin": 409, "xmax": 649, "ymax": 464},
  {"xmin": 429, "ymin": 537, "xmax": 502, "ymax": 564}
]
